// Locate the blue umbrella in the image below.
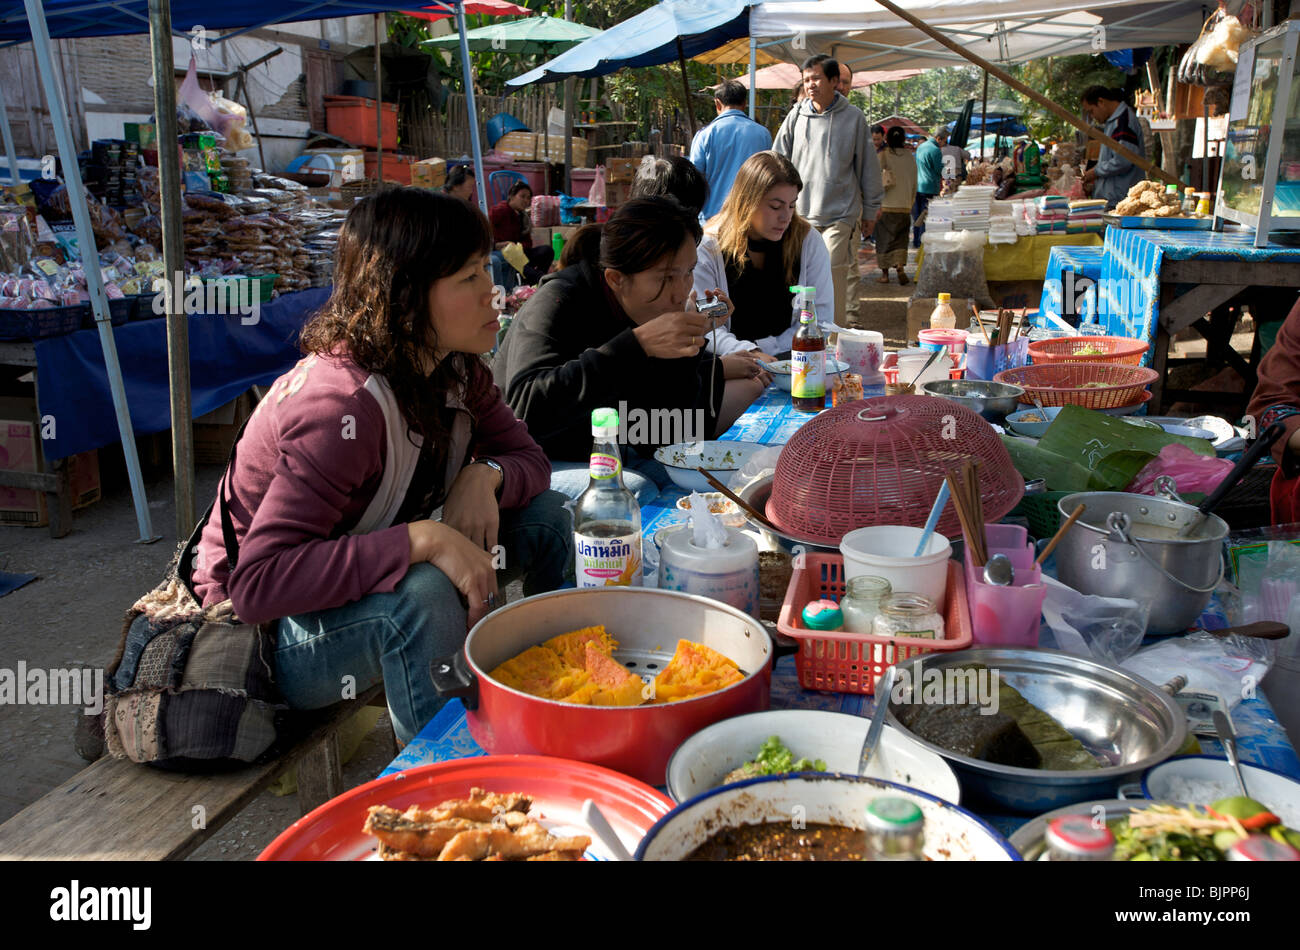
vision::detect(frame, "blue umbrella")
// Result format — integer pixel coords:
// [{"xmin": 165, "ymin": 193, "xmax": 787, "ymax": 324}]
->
[{"xmin": 506, "ymin": 0, "xmax": 754, "ymax": 84}]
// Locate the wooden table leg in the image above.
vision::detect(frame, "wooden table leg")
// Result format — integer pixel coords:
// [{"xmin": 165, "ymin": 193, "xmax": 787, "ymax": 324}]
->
[
  {"xmin": 1151, "ymin": 327, "xmax": 1171, "ymax": 414},
  {"xmin": 296, "ymin": 731, "xmax": 343, "ymax": 816}
]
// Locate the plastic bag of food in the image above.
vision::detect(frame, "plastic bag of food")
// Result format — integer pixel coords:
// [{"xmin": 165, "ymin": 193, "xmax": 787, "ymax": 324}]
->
[
  {"xmin": 1122, "ymin": 629, "xmax": 1275, "ymax": 710},
  {"xmin": 1039, "ymin": 576, "xmax": 1149, "ymax": 665},
  {"xmin": 914, "ymin": 229, "xmax": 995, "ymax": 310},
  {"xmin": 1127, "ymin": 443, "xmax": 1236, "ymax": 496},
  {"xmin": 1197, "ymin": 10, "xmax": 1253, "ymax": 69}
]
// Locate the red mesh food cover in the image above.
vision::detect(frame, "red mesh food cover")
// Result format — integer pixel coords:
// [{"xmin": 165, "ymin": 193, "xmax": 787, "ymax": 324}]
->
[{"xmin": 765, "ymin": 395, "xmax": 1024, "ymax": 544}]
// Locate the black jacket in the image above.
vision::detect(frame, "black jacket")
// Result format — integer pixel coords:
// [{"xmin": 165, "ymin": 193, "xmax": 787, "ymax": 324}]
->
[{"xmin": 493, "ymin": 257, "xmax": 723, "ymax": 462}]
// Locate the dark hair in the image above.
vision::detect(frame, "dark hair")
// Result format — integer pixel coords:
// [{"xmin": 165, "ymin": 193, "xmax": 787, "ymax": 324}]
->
[
  {"xmin": 443, "ymin": 164, "xmax": 475, "ymax": 192},
  {"xmin": 801, "ymin": 54, "xmax": 839, "ymax": 82},
  {"xmin": 1082, "ymin": 85, "xmax": 1127, "ymax": 106},
  {"xmin": 507, "ymin": 179, "xmax": 532, "ymax": 198},
  {"xmin": 568, "ymin": 197, "xmax": 702, "ymax": 298},
  {"xmin": 885, "ymin": 126, "xmax": 906, "ymax": 150},
  {"xmin": 715, "ymin": 79, "xmax": 747, "ymax": 108},
  {"xmin": 299, "ymin": 187, "xmax": 491, "ymax": 447},
  {"xmin": 630, "ymin": 155, "xmax": 709, "ymax": 217},
  {"xmin": 871, "ymin": 124, "xmax": 886, "ymax": 135}
]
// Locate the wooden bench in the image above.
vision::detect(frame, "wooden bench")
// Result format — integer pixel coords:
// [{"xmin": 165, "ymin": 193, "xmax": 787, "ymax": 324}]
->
[{"xmin": 0, "ymin": 687, "xmax": 393, "ymax": 861}]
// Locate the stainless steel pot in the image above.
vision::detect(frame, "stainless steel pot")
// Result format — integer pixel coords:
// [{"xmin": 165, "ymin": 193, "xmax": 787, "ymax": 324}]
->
[
  {"xmin": 884, "ymin": 648, "xmax": 1187, "ymax": 813},
  {"xmin": 1054, "ymin": 482, "xmax": 1228, "ymax": 635}
]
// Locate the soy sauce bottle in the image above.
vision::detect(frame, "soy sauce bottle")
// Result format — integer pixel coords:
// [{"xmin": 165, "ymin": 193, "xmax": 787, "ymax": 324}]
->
[{"xmin": 790, "ymin": 285, "xmax": 825, "ymax": 413}]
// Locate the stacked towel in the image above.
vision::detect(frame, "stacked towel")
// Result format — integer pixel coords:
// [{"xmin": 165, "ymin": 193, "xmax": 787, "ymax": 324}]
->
[
  {"xmin": 1036, "ymin": 195, "xmax": 1070, "ymax": 214},
  {"xmin": 1066, "ymin": 197, "xmax": 1108, "ymax": 233}
]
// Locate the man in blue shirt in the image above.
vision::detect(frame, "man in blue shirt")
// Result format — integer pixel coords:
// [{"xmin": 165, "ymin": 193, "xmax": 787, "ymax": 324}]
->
[
  {"xmin": 912, "ymin": 130, "xmax": 944, "ymax": 247},
  {"xmin": 690, "ymin": 80, "xmax": 773, "ymax": 220}
]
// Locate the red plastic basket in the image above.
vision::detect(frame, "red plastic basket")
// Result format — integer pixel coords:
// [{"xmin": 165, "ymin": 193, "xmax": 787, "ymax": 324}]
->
[
  {"xmin": 1027, "ymin": 335, "xmax": 1149, "ymax": 366},
  {"xmin": 994, "ymin": 361, "xmax": 1159, "ymax": 409},
  {"xmin": 777, "ymin": 556, "xmax": 972, "ymax": 695}
]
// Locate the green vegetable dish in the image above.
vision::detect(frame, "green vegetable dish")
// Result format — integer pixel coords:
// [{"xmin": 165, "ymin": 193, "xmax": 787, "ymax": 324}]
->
[
  {"xmin": 722, "ymin": 736, "xmax": 828, "ymax": 785},
  {"xmin": 1105, "ymin": 799, "xmax": 1300, "ymax": 861}
]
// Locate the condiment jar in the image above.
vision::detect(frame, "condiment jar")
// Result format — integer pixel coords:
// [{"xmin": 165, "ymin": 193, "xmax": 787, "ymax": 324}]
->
[
  {"xmin": 657, "ymin": 525, "xmax": 760, "ymax": 619},
  {"xmin": 1227, "ymin": 836, "xmax": 1300, "ymax": 861},
  {"xmin": 1045, "ymin": 815, "xmax": 1115, "ymax": 861},
  {"xmin": 864, "ymin": 797, "xmax": 925, "ymax": 860},
  {"xmin": 802, "ymin": 599, "xmax": 844, "ymax": 631},
  {"xmin": 874, "ymin": 593, "xmax": 944, "ymax": 640},
  {"xmin": 839, "ymin": 575, "xmax": 892, "ymax": 634}
]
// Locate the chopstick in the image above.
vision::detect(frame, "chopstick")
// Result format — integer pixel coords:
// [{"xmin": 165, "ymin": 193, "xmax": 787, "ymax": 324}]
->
[
  {"xmin": 1036, "ymin": 503, "xmax": 1087, "ymax": 566},
  {"xmin": 970, "ymin": 302, "xmax": 990, "ymax": 344},
  {"xmin": 945, "ymin": 464, "xmax": 987, "ymax": 567},
  {"xmin": 695, "ymin": 467, "xmax": 780, "ymax": 532},
  {"xmin": 966, "ymin": 459, "xmax": 986, "ymax": 566}
]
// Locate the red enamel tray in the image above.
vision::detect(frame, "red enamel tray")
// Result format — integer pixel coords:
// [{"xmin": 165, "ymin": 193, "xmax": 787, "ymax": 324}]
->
[{"xmin": 257, "ymin": 755, "xmax": 675, "ymax": 861}]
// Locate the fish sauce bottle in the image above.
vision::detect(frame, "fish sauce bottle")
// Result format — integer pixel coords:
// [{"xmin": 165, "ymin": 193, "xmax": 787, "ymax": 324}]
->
[
  {"xmin": 574, "ymin": 407, "xmax": 642, "ymax": 588},
  {"xmin": 790, "ymin": 285, "xmax": 825, "ymax": 413},
  {"xmin": 864, "ymin": 797, "xmax": 925, "ymax": 860}
]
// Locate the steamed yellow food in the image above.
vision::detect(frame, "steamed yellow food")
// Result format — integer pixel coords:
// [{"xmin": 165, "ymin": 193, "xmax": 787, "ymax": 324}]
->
[{"xmin": 489, "ymin": 627, "xmax": 743, "ymax": 706}]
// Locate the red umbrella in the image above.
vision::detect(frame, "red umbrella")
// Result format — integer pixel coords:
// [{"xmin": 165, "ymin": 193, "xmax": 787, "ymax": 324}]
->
[{"xmin": 404, "ymin": 1, "xmax": 531, "ymax": 21}]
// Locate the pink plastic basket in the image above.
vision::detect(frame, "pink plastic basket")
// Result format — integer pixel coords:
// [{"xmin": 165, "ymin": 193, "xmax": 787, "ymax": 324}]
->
[{"xmin": 777, "ymin": 555, "xmax": 973, "ymax": 695}]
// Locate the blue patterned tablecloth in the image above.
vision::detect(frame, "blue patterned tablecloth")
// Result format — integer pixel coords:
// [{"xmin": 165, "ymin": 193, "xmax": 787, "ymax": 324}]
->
[
  {"xmin": 1097, "ymin": 226, "xmax": 1300, "ymax": 364},
  {"xmin": 1038, "ymin": 244, "xmax": 1105, "ymax": 328}
]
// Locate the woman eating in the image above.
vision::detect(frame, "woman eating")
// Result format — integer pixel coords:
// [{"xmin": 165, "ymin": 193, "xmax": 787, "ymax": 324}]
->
[
  {"xmin": 493, "ymin": 196, "xmax": 767, "ymax": 503},
  {"xmin": 692, "ymin": 151, "xmax": 832, "ymax": 362},
  {"xmin": 874, "ymin": 126, "xmax": 918, "ymax": 285},
  {"xmin": 190, "ymin": 187, "xmax": 571, "ymax": 746}
]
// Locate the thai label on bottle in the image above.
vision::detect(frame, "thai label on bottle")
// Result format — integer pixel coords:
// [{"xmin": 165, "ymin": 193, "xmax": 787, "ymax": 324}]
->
[
  {"xmin": 588, "ymin": 452, "xmax": 621, "ymax": 480},
  {"xmin": 790, "ymin": 349, "xmax": 825, "ymax": 399},
  {"xmin": 575, "ymin": 530, "xmax": 643, "ymax": 587}
]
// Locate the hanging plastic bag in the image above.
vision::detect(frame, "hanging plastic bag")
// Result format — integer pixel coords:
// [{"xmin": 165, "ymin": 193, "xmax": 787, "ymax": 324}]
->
[
  {"xmin": 1126, "ymin": 443, "xmax": 1236, "ymax": 496},
  {"xmin": 914, "ymin": 229, "xmax": 995, "ymax": 310},
  {"xmin": 589, "ymin": 165, "xmax": 608, "ymax": 208}
]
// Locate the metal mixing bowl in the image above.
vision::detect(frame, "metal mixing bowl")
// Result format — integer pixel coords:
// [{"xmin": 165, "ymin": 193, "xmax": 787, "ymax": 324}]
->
[
  {"xmin": 735, "ymin": 473, "xmax": 839, "ymax": 554},
  {"xmin": 920, "ymin": 379, "xmax": 1026, "ymax": 421},
  {"xmin": 884, "ymin": 647, "xmax": 1187, "ymax": 813}
]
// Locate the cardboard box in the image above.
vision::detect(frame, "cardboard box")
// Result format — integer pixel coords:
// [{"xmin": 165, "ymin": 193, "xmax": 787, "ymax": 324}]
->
[
  {"xmin": 0, "ymin": 398, "xmax": 100, "ymax": 526},
  {"xmin": 193, "ymin": 390, "xmax": 257, "ymax": 465},
  {"xmin": 495, "ymin": 131, "xmax": 537, "ymax": 162},
  {"xmin": 365, "ymin": 152, "xmax": 416, "ymax": 185},
  {"xmin": 906, "ymin": 297, "xmax": 936, "ymax": 346},
  {"xmin": 605, "ymin": 180, "xmax": 632, "ymax": 209},
  {"xmin": 605, "ymin": 156, "xmax": 641, "ymax": 183},
  {"xmin": 410, "ymin": 157, "xmax": 447, "ymax": 189},
  {"xmin": 538, "ymin": 136, "xmax": 588, "ymax": 167}
]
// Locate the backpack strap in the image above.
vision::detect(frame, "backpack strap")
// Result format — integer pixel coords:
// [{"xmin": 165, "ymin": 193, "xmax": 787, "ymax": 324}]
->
[{"xmin": 177, "ymin": 412, "xmax": 254, "ymax": 603}]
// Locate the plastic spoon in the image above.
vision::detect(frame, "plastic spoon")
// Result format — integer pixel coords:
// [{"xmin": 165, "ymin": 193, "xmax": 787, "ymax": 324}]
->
[
  {"xmin": 858, "ymin": 666, "xmax": 898, "ymax": 775},
  {"xmin": 1212, "ymin": 711, "xmax": 1249, "ymax": 799},
  {"xmin": 914, "ymin": 481, "xmax": 951, "ymax": 557},
  {"xmin": 581, "ymin": 799, "xmax": 634, "ymax": 862}
]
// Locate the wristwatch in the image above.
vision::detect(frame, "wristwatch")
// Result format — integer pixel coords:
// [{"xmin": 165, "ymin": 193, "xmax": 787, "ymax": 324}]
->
[{"xmin": 475, "ymin": 458, "xmax": 505, "ymax": 498}]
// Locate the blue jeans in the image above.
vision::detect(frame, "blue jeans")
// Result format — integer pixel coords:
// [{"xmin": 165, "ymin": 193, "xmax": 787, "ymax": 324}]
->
[
  {"xmin": 272, "ymin": 489, "xmax": 572, "ymax": 744},
  {"xmin": 549, "ymin": 454, "xmax": 671, "ymax": 507},
  {"xmin": 491, "ymin": 250, "xmax": 519, "ymax": 295},
  {"xmin": 912, "ymin": 192, "xmax": 936, "ymax": 247}
]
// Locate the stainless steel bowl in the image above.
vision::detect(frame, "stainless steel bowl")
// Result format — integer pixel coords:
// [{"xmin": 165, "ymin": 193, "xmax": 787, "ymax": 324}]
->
[
  {"xmin": 920, "ymin": 379, "xmax": 1026, "ymax": 421},
  {"xmin": 735, "ymin": 473, "xmax": 839, "ymax": 554},
  {"xmin": 884, "ymin": 648, "xmax": 1187, "ymax": 813},
  {"xmin": 1009, "ymin": 799, "xmax": 1186, "ymax": 859}
]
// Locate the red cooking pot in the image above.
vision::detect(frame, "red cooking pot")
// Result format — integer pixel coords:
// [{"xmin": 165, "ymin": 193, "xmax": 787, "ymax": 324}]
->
[{"xmin": 432, "ymin": 587, "xmax": 776, "ymax": 786}]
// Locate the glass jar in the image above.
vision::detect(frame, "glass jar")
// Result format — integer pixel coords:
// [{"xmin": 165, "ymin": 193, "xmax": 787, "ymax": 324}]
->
[
  {"xmin": 840, "ymin": 575, "xmax": 892, "ymax": 634},
  {"xmin": 873, "ymin": 593, "xmax": 945, "ymax": 640}
]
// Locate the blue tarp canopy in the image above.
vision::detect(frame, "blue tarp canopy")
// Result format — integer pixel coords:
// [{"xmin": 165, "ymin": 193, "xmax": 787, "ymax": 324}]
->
[
  {"xmin": 947, "ymin": 115, "xmax": 1029, "ymax": 136},
  {"xmin": 507, "ymin": 0, "xmax": 755, "ymax": 85},
  {"xmin": 0, "ymin": 1, "xmax": 404, "ymax": 44}
]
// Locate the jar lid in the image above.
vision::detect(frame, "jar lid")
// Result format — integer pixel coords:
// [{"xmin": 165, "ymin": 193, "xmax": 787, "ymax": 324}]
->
[
  {"xmin": 846, "ymin": 575, "xmax": 892, "ymax": 598},
  {"xmin": 1046, "ymin": 815, "xmax": 1114, "ymax": 855},
  {"xmin": 865, "ymin": 797, "xmax": 923, "ymax": 831},
  {"xmin": 882, "ymin": 592, "xmax": 939, "ymax": 613},
  {"xmin": 660, "ymin": 524, "xmax": 758, "ymax": 573},
  {"xmin": 801, "ymin": 599, "xmax": 843, "ymax": 630},
  {"xmin": 1227, "ymin": 836, "xmax": 1300, "ymax": 861}
]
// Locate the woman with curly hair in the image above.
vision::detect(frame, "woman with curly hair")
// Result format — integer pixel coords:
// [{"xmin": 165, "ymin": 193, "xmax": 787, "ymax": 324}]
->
[
  {"xmin": 190, "ymin": 187, "xmax": 570, "ymax": 744},
  {"xmin": 692, "ymin": 150, "xmax": 833, "ymax": 363}
]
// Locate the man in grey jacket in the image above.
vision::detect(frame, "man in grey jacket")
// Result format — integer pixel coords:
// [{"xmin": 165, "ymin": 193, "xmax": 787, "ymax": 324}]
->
[{"xmin": 774, "ymin": 54, "xmax": 882, "ymax": 327}]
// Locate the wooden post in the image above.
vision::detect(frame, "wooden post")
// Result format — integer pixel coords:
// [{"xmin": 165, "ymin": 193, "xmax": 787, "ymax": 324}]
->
[
  {"xmin": 980, "ymin": 69, "xmax": 989, "ymax": 161},
  {"xmin": 374, "ymin": 14, "xmax": 383, "ymax": 184},
  {"xmin": 867, "ymin": 0, "xmax": 1180, "ymax": 187},
  {"xmin": 564, "ymin": 0, "xmax": 573, "ymax": 190},
  {"xmin": 677, "ymin": 39, "xmax": 696, "ymax": 138}
]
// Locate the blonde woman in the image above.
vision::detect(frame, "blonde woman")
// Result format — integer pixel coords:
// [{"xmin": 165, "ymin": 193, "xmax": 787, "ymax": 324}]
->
[{"xmin": 693, "ymin": 151, "xmax": 833, "ymax": 363}]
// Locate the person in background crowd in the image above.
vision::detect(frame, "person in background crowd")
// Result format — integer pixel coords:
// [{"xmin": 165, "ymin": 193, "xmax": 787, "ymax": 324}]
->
[
  {"xmin": 1081, "ymin": 85, "xmax": 1145, "ymax": 208},
  {"xmin": 689, "ymin": 79, "xmax": 773, "ymax": 220},
  {"xmin": 872, "ymin": 124, "xmax": 886, "ymax": 152},
  {"xmin": 694, "ymin": 151, "xmax": 832, "ymax": 363},
  {"xmin": 912, "ymin": 128, "xmax": 943, "ymax": 247},
  {"xmin": 774, "ymin": 54, "xmax": 881, "ymax": 327},
  {"xmin": 630, "ymin": 155, "xmax": 710, "ymax": 217},
  {"xmin": 489, "ymin": 180, "xmax": 553, "ymax": 285},
  {"xmin": 938, "ymin": 129, "xmax": 970, "ymax": 186},
  {"xmin": 190, "ymin": 188, "xmax": 570, "ymax": 746},
  {"xmin": 493, "ymin": 197, "xmax": 766, "ymax": 505},
  {"xmin": 1245, "ymin": 296, "xmax": 1300, "ymax": 524},
  {"xmin": 837, "ymin": 62, "xmax": 853, "ymax": 98},
  {"xmin": 443, "ymin": 165, "xmax": 477, "ymax": 203},
  {"xmin": 875, "ymin": 126, "xmax": 917, "ymax": 285}
]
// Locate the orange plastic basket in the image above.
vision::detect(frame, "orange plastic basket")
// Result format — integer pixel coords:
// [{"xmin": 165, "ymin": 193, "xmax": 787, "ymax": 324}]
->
[
  {"xmin": 1027, "ymin": 335, "xmax": 1149, "ymax": 366},
  {"xmin": 994, "ymin": 362, "xmax": 1159, "ymax": 409},
  {"xmin": 777, "ymin": 556, "xmax": 972, "ymax": 695}
]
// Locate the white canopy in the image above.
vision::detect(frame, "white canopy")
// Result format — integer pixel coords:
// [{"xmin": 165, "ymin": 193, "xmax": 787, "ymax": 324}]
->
[{"xmin": 749, "ymin": 0, "xmax": 1209, "ymax": 72}]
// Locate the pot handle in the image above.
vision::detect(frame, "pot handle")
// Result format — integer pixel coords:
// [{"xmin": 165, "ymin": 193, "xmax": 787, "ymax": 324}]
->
[
  {"xmin": 1105, "ymin": 514, "xmax": 1226, "ymax": 595},
  {"xmin": 1117, "ymin": 782, "xmax": 1146, "ymax": 801},
  {"xmin": 430, "ymin": 651, "xmax": 479, "ymax": 711}
]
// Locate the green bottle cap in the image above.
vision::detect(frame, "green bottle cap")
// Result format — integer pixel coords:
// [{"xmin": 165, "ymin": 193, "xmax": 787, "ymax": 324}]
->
[
  {"xmin": 865, "ymin": 797, "xmax": 923, "ymax": 830},
  {"xmin": 591, "ymin": 407, "xmax": 619, "ymax": 429},
  {"xmin": 801, "ymin": 599, "xmax": 843, "ymax": 631}
]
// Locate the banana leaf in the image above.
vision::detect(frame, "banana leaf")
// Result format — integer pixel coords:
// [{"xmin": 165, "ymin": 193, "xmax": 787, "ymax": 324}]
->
[
  {"xmin": 1001, "ymin": 435, "xmax": 1110, "ymax": 493},
  {"xmin": 1035, "ymin": 405, "xmax": 1216, "ymax": 492}
]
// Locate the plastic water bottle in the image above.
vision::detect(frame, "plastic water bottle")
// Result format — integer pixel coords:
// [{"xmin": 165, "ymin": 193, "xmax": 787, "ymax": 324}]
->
[
  {"xmin": 790, "ymin": 285, "xmax": 825, "ymax": 414},
  {"xmin": 574, "ymin": 407, "xmax": 642, "ymax": 588}
]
